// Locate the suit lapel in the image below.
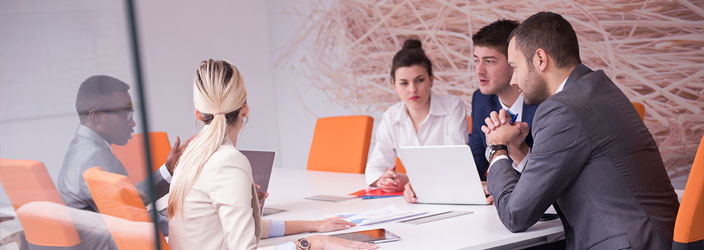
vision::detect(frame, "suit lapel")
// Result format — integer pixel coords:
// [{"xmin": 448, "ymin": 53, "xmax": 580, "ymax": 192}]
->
[{"xmin": 490, "ymin": 95, "xmax": 502, "ymax": 112}]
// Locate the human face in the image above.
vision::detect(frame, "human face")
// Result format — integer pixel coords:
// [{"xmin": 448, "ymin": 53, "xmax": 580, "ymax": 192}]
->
[
  {"xmin": 508, "ymin": 38, "xmax": 550, "ymax": 105},
  {"xmin": 392, "ymin": 65, "xmax": 433, "ymax": 110},
  {"xmin": 473, "ymin": 46, "xmax": 513, "ymax": 95},
  {"xmin": 94, "ymin": 91, "xmax": 136, "ymax": 145}
]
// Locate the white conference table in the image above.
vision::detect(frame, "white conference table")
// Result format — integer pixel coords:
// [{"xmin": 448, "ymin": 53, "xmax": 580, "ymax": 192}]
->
[{"xmin": 259, "ymin": 169, "xmax": 564, "ymax": 250}]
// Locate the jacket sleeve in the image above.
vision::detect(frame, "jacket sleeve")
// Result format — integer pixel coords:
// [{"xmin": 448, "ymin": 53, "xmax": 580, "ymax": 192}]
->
[
  {"xmin": 209, "ymin": 162, "xmax": 262, "ymax": 250},
  {"xmin": 487, "ymin": 101, "xmax": 590, "ymax": 232},
  {"xmin": 468, "ymin": 95, "xmax": 489, "ymax": 180}
]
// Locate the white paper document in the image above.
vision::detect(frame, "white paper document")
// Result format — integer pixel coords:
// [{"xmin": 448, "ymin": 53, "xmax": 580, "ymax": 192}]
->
[{"xmin": 329, "ymin": 205, "xmax": 426, "ymax": 226}]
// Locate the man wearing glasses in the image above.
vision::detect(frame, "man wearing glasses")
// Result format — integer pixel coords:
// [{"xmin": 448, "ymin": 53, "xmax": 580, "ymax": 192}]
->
[{"xmin": 57, "ymin": 75, "xmax": 186, "ymax": 248}]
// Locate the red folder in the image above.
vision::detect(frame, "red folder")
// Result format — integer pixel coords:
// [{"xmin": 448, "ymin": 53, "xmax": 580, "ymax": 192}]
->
[{"xmin": 349, "ymin": 188, "xmax": 404, "ymax": 197}]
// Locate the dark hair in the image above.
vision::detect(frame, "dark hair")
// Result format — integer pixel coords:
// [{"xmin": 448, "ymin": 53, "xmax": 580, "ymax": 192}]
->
[
  {"xmin": 508, "ymin": 12, "xmax": 581, "ymax": 68},
  {"xmin": 390, "ymin": 39, "xmax": 433, "ymax": 81},
  {"xmin": 200, "ymin": 109, "xmax": 241, "ymax": 125},
  {"xmin": 472, "ymin": 19, "xmax": 519, "ymax": 57},
  {"xmin": 76, "ymin": 75, "xmax": 130, "ymax": 121}
]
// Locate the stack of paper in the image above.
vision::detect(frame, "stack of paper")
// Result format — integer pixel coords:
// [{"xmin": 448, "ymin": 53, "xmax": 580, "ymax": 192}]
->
[{"xmin": 329, "ymin": 205, "xmax": 426, "ymax": 226}]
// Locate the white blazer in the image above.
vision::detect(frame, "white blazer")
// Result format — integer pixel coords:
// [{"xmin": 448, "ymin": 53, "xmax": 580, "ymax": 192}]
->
[
  {"xmin": 169, "ymin": 138, "xmax": 274, "ymax": 250},
  {"xmin": 365, "ymin": 94, "xmax": 469, "ymax": 185}
]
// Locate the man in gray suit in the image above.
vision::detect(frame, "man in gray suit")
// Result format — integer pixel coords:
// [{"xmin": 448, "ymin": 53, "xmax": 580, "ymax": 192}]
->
[
  {"xmin": 481, "ymin": 12, "xmax": 679, "ymax": 249},
  {"xmin": 58, "ymin": 75, "xmax": 186, "ymax": 245}
]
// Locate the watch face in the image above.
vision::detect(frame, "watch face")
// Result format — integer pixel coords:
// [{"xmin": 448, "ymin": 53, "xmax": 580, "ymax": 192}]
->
[
  {"xmin": 299, "ymin": 238, "xmax": 311, "ymax": 248},
  {"xmin": 485, "ymin": 146, "xmax": 493, "ymax": 161}
]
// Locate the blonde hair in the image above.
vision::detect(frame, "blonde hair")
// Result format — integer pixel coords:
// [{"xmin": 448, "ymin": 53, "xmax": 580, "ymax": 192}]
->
[{"xmin": 168, "ymin": 59, "xmax": 247, "ymax": 217}]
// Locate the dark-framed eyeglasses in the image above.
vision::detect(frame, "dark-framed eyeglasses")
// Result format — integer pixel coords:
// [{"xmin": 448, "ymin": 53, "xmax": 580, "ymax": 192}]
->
[{"xmin": 79, "ymin": 107, "xmax": 134, "ymax": 120}]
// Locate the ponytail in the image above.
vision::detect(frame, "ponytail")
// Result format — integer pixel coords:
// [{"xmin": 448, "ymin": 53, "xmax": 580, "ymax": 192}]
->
[{"xmin": 168, "ymin": 59, "xmax": 247, "ymax": 217}]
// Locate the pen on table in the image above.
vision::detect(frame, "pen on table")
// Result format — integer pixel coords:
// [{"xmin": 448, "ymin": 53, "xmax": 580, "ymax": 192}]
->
[
  {"xmin": 361, "ymin": 195, "xmax": 402, "ymax": 199},
  {"xmin": 506, "ymin": 109, "xmax": 518, "ymax": 124}
]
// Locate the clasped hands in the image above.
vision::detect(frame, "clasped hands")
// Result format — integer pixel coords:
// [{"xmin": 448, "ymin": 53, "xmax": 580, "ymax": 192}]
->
[{"xmin": 481, "ymin": 109, "xmax": 530, "ymax": 149}]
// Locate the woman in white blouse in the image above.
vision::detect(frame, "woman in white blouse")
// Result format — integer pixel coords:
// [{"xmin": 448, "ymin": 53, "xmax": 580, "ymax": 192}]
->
[
  {"xmin": 365, "ymin": 39, "xmax": 469, "ymax": 202},
  {"xmin": 168, "ymin": 59, "xmax": 377, "ymax": 250}
]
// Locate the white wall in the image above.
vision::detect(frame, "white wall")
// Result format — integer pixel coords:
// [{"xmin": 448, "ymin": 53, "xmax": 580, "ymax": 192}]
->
[
  {"xmin": 0, "ymin": 0, "xmax": 281, "ymax": 207},
  {"xmin": 135, "ymin": 0, "xmax": 281, "ymax": 163},
  {"xmin": 267, "ymin": 0, "xmax": 367, "ymax": 170},
  {"xmin": 0, "ymin": 0, "xmax": 136, "ymax": 207}
]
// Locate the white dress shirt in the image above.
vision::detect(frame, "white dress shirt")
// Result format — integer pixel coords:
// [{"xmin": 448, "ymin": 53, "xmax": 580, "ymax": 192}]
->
[
  {"xmin": 498, "ymin": 94, "xmax": 524, "ymax": 122},
  {"xmin": 365, "ymin": 94, "xmax": 469, "ymax": 185}
]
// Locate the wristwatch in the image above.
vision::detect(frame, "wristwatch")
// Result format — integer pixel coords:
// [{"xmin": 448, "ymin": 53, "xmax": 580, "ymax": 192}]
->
[
  {"xmin": 485, "ymin": 144, "xmax": 509, "ymax": 162},
  {"xmin": 297, "ymin": 238, "xmax": 311, "ymax": 250}
]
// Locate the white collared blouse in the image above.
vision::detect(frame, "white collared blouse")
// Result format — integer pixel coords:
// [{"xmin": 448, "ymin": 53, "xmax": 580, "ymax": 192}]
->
[{"xmin": 365, "ymin": 94, "xmax": 469, "ymax": 185}]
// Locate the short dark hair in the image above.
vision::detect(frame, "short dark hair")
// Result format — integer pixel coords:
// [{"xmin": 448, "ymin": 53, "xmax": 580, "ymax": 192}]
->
[
  {"xmin": 76, "ymin": 75, "xmax": 130, "ymax": 120},
  {"xmin": 390, "ymin": 39, "xmax": 433, "ymax": 81},
  {"xmin": 509, "ymin": 12, "xmax": 581, "ymax": 68},
  {"xmin": 472, "ymin": 19, "xmax": 519, "ymax": 57}
]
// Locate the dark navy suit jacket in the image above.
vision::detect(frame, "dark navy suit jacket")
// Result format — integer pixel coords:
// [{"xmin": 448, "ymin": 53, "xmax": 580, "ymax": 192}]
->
[{"xmin": 468, "ymin": 90, "xmax": 538, "ymax": 180}]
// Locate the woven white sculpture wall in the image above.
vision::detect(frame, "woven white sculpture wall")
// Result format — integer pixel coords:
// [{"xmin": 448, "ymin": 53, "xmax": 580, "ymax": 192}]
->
[{"xmin": 277, "ymin": 0, "xmax": 704, "ymax": 177}]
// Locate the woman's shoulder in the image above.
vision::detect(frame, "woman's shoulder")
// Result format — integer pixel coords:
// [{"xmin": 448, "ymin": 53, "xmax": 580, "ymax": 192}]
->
[
  {"xmin": 205, "ymin": 144, "xmax": 251, "ymax": 173},
  {"xmin": 381, "ymin": 101, "xmax": 404, "ymax": 120}
]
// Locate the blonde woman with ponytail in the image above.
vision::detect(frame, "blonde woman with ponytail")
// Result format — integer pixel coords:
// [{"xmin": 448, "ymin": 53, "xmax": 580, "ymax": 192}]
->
[{"xmin": 168, "ymin": 59, "xmax": 377, "ymax": 250}]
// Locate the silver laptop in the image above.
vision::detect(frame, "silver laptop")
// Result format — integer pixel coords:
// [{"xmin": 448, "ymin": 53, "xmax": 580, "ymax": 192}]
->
[
  {"xmin": 240, "ymin": 150, "xmax": 278, "ymax": 214},
  {"xmin": 397, "ymin": 145, "xmax": 489, "ymax": 205}
]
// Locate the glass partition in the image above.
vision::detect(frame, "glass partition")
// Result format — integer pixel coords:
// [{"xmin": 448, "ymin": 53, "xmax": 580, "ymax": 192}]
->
[{"xmin": 0, "ymin": 1, "xmax": 163, "ymax": 249}]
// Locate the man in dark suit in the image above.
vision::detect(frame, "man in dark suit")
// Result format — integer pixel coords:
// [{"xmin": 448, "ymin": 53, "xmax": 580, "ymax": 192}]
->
[
  {"xmin": 58, "ymin": 75, "xmax": 188, "ymax": 249},
  {"xmin": 468, "ymin": 19, "xmax": 538, "ymax": 180},
  {"xmin": 482, "ymin": 12, "xmax": 679, "ymax": 249}
]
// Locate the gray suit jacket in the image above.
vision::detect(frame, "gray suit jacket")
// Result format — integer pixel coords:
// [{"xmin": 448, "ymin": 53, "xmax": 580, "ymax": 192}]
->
[
  {"xmin": 58, "ymin": 125, "xmax": 170, "ymax": 211},
  {"xmin": 487, "ymin": 64, "xmax": 679, "ymax": 249},
  {"xmin": 57, "ymin": 125, "xmax": 171, "ymax": 242}
]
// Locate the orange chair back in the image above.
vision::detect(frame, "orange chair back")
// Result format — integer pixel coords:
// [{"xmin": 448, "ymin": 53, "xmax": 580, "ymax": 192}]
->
[
  {"xmin": 111, "ymin": 132, "xmax": 171, "ymax": 184},
  {"xmin": 394, "ymin": 157, "xmax": 407, "ymax": 174},
  {"xmin": 82, "ymin": 167, "xmax": 169, "ymax": 250},
  {"xmin": 468, "ymin": 115, "xmax": 472, "ymax": 133},
  {"xmin": 632, "ymin": 102, "xmax": 645, "ymax": 120},
  {"xmin": 0, "ymin": 159, "xmax": 80, "ymax": 247},
  {"xmin": 307, "ymin": 116, "xmax": 373, "ymax": 173},
  {"xmin": 673, "ymin": 135, "xmax": 704, "ymax": 248}
]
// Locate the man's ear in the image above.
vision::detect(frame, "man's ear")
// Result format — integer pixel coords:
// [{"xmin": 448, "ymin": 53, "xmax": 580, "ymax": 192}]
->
[
  {"xmin": 534, "ymin": 48, "xmax": 549, "ymax": 72},
  {"xmin": 88, "ymin": 110, "xmax": 101, "ymax": 124},
  {"xmin": 195, "ymin": 110, "xmax": 203, "ymax": 121}
]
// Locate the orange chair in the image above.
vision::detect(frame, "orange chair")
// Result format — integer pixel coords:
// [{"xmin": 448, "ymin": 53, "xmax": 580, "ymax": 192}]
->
[
  {"xmin": 82, "ymin": 167, "xmax": 169, "ymax": 250},
  {"xmin": 673, "ymin": 135, "xmax": 704, "ymax": 249},
  {"xmin": 111, "ymin": 132, "xmax": 171, "ymax": 184},
  {"xmin": 468, "ymin": 115, "xmax": 472, "ymax": 133},
  {"xmin": 632, "ymin": 102, "xmax": 645, "ymax": 120},
  {"xmin": 307, "ymin": 116, "xmax": 373, "ymax": 173},
  {"xmin": 0, "ymin": 159, "xmax": 80, "ymax": 249}
]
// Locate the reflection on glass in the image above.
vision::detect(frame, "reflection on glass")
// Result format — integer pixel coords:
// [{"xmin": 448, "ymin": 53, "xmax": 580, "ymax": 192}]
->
[
  {"xmin": 0, "ymin": 2, "xmax": 163, "ymax": 248},
  {"xmin": 56, "ymin": 75, "xmax": 171, "ymax": 249}
]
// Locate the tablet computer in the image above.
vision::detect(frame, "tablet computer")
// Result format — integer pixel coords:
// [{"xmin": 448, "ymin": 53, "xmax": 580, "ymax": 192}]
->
[{"xmin": 329, "ymin": 228, "xmax": 401, "ymax": 243}]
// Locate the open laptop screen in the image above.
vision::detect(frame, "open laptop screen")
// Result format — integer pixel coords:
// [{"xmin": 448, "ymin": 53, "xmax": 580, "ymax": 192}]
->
[{"xmin": 240, "ymin": 150, "xmax": 276, "ymax": 211}]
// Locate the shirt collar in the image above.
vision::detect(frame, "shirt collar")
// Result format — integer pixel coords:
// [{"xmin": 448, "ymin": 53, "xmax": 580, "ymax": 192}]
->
[
  {"xmin": 497, "ymin": 94, "xmax": 523, "ymax": 111},
  {"xmin": 555, "ymin": 76, "xmax": 569, "ymax": 95},
  {"xmin": 77, "ymin": 124, "xmax": 112, "ymax": 151},
  {"xmin": 497, "ymin": 94, "xmax": 524, "ymax": 122},
  {"xmin": 394, "ymin": 93, "xmax": 445, "ymax": 124}
]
